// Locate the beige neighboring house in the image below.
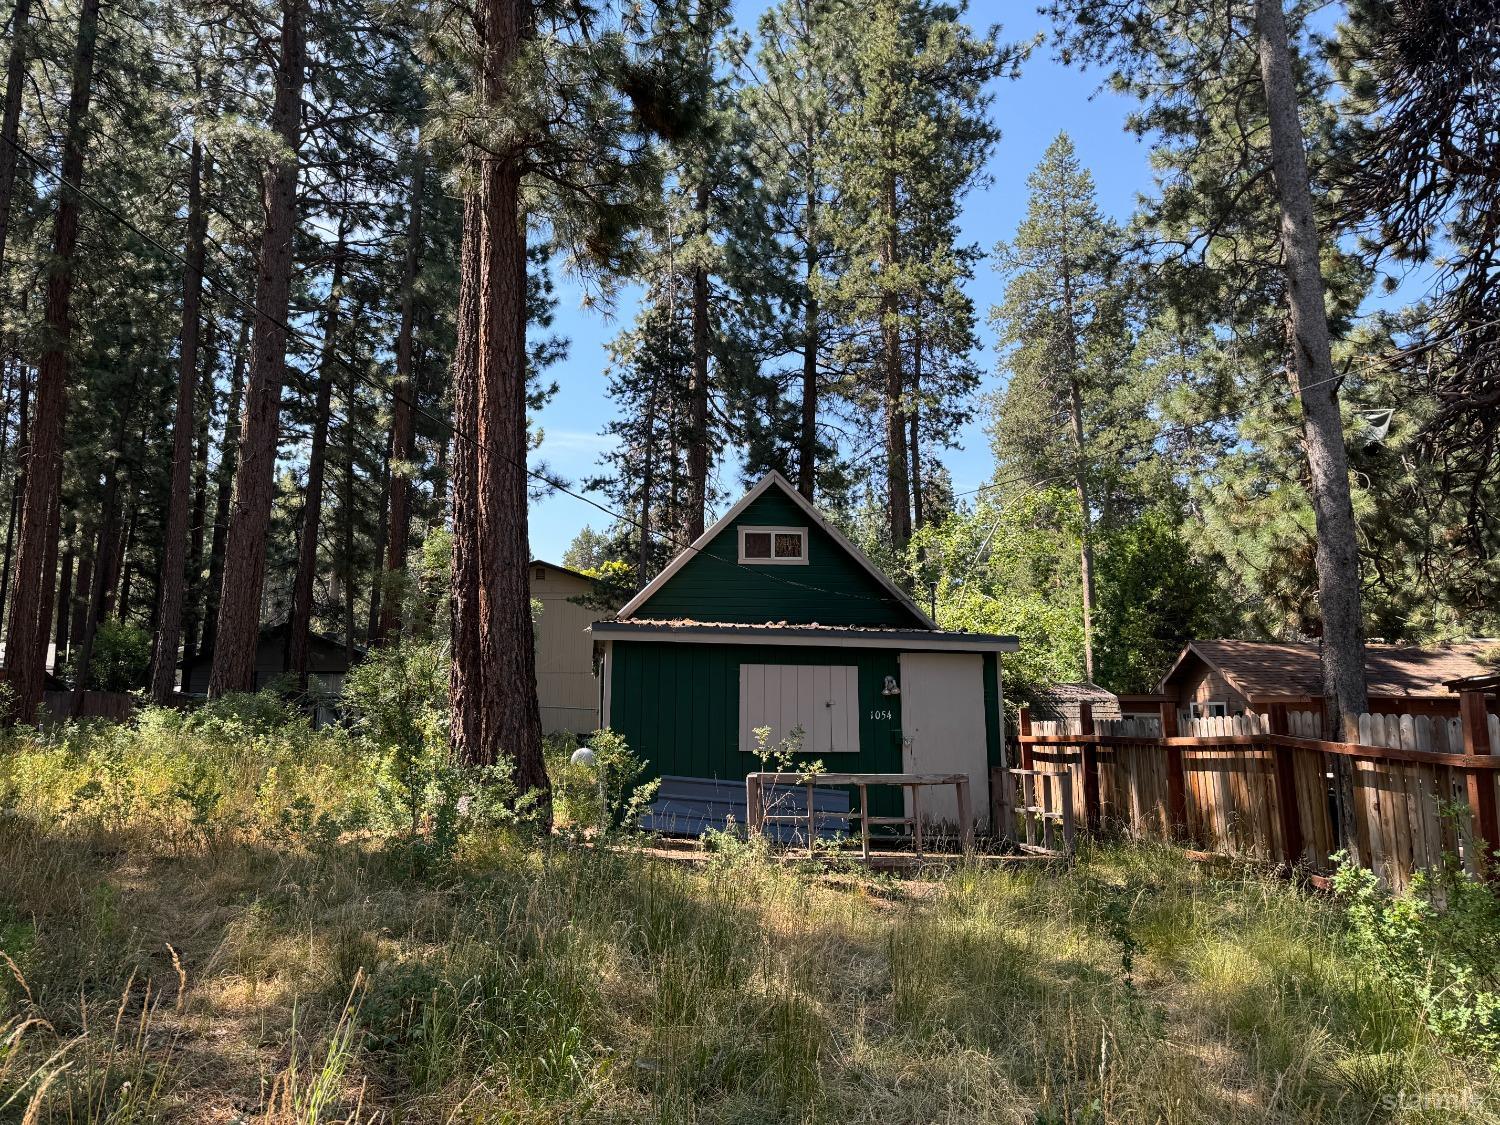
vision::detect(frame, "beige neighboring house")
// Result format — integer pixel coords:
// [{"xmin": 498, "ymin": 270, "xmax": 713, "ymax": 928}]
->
[{"xmin": 531, "ymin": 560, "xmax": 602, "ymax": 734}]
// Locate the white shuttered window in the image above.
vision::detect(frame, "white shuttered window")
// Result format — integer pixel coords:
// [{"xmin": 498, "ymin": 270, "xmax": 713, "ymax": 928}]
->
[{"xmin": 738, "ymin": 664, "xmax": 860, "ymax": 754}]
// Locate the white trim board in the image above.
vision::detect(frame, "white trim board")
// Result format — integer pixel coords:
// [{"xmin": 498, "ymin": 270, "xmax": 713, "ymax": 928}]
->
[{"xmin": 614, "ymin": 470, "xmax": 938, "ymax": 629}]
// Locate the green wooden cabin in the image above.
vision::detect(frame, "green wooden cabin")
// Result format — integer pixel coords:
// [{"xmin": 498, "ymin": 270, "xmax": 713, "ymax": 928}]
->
[{"xmin": 590, "ymin": 472, "xmax": 1018, "ymax": 830}]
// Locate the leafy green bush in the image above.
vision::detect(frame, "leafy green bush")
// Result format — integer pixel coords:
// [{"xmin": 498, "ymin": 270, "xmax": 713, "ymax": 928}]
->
[
  {"xmin": 64, "ymin": 620, "xmax": 151, "ymax": 691},
  {"xmin": 1334, "ymin": 853, "xmax": 1500, "ymax": 1059},
  {"xmin": 546, "ymin": 728, "xmax": 658, "ymax": 833}
]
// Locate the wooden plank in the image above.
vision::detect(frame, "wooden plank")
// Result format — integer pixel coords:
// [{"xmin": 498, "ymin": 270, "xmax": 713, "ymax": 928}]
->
[
  {"xmin": 1460, "ymin": 692, "xmax": 1498, "ymax": 868},
  {"xmin": 1161, "ymin": 702, "xmax": 1187, "ymax": 841}
]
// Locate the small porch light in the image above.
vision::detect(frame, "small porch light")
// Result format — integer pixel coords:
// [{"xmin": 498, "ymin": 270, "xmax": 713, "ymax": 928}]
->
[{"xmin": 882, "ymin": 675, "xmax": 901, "ymax": 697}]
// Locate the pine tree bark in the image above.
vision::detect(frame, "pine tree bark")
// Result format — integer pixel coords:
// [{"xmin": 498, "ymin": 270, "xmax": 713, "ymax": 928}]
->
[
  {"xmin": 366, "ymin": 437, "xmax": 390, "ymax": 643},
  {"xmin": 881, "ymin": 171, "xmax": 910, "ymax": 552},
  {"xmin": 1254, "ymin": 0, "xmax": 1368, "ymax": 736},
  {"xmin": 377, "ymin": 155, "xmax": 424, "ymax": 643},
  {"xmin": 338, "ymin": 373, "xmax": 357, "ymax": 662},
  {"xmin": 0, "ymin": 0, "xmax": 33, "ymax": 275},
  {"xmin": 149, "ymin": 137, "xmax": 207, "ymax": 702},
  {"xmin": 179, "ymin": 307, "xmax": 216, "ymax": 683},
  {"xmin": 0, "ymin": 359, "xmax": 29, "ymax": 628},
  {"xmin": 53, "ymin": 521, "xmax": 73, "ymax": 659},
  {"xmin": 457, "ymin": 0, "xmax": 550, "ymax": 820},
  {"xmin": 287, "ymin": 217, "xmax": 347, "ymax": 688},
  {"xmin": 2, "ymin": 0, "xmax": 100, "ymax": 723},
  {"xmin": 200, "ymin": 316, "xmax": 248, "ymax": 667},
  {"xmin": 73, "ymin": 450, "xmax": 122, "ymax": 696},
  {"xmin": 448, "ymin": 189, "xmax": 484, "ymax": 764},
  {"xmin": 797, "ymin": 184, "xmax": 819, "ymax": 500},
  {"xmin": 208, "ymin": 0, "xmax": 306, "ymax": 698},
  {"xmin": 686, "ymin": 179, "xmax": 711, "ymax": 541}
]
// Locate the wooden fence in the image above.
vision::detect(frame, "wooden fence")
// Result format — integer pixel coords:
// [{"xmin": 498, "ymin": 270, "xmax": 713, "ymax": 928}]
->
[{"xmin": 1006, "ymin": 694, "xmax": 1500, "ymax": 891}]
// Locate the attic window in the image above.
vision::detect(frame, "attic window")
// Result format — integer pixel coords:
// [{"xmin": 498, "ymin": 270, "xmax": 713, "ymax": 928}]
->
[
  {"xmin": 533, "ymin": 566, "xmax": 546, "ymax": 580},
  {"xmin": 738, "ymin": 526, "xmax": 807, "ymax": 565}
]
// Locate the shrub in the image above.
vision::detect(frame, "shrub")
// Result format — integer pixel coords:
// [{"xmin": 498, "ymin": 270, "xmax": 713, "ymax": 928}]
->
[
  {"xmin": 546, "ymin": 728, "xmax": 658, "ymax": 834},
  {"xmin": 1334, "ymin": 852, "xmax": 1500, "ymax": 1059}
]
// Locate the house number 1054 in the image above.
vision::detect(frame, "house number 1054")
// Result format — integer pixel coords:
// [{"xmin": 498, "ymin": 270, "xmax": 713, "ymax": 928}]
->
[{"xmin": 868, "ymin": 708, "xmax": 894, "ymax": 721}]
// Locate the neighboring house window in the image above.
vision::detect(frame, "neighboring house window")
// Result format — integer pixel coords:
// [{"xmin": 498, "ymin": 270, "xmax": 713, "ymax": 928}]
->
[
  {"xmin": 738, "ymin": 525, "xmax": 807, "ymax": 564},
  {"xmin": 1190, "ymin": 701, "xmax": 1228, "ymax": 718},
  {"xmin": 739, "ymin": 664, "xmax": 859, "ymax": 754}
]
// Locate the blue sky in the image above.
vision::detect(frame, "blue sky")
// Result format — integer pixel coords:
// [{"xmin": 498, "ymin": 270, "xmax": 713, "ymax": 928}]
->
[{"xmin": 523, "ymin": 1, "xmax": 1324, "ymax": 561}]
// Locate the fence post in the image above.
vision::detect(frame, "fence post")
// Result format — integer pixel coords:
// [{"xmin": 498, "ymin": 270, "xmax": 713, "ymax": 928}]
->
[
  {"xmin": 746, "ymin": 775, "xmax": 762, "ymax": 839},
  {"xmin": 1078, "ymin": 701, "xmax": 1100, "ymax": 834},
  {"xmin": 1159, "ymin": 700, "xmax": 1187, "ymax": 841},
  {"xmin": 1019, "ymin": 705, "xmax": 1034, "ymax": 770},
  {"xmin": 1460, "ymin": 691, "xmax": 1499, "ymax": 867},
  {"xmin": 1267, "ymin": 703, "xmax": 1305, "ymax": 868}
]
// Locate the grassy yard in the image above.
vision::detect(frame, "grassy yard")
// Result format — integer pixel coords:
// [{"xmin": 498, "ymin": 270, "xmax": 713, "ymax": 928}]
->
[{"xmin": 1, "ymin": 703, "xmax": 1497, "ymax": 1123}]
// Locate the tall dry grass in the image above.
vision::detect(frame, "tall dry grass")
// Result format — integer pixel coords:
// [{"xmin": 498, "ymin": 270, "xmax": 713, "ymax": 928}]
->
[{"xmin": 1, "ymin": 707, "xmax": 1497, "ymax": 1122}]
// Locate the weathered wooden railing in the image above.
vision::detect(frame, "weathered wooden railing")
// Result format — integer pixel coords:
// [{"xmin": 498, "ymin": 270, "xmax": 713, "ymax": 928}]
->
[
  {"xmin": 745, "ymin": 771, "xmax": 974, "ymax": 859},
  {"xmin": 1008, "ymin": 695, "xmax": 1500, "ymax": 891}
]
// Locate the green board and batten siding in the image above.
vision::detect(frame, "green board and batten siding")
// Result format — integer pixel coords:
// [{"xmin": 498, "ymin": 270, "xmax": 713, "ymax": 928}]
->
[
  {"xmin": 608, "ymin": 640, "xmax": 907, "ymax": 816},
  {"xmin": 634, "ymin": 488, "xmax": 925, "ymax": 628},
  {"xmin": 609, "ymin": 641, "xmax": 903, "ymax": 780}
]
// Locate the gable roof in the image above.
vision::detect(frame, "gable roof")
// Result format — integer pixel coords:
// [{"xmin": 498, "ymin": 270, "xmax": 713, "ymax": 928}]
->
[
  {"xmin": 1160, "ymin": 639, "xmax": 1500, "ymax": 701},
  {"xmin": 530, "ymin": 559, "xmax": 599, "ymax": 585},
  {"xmin": 616, "ymin": 471, "xmax": 938, "ymax": 630}
]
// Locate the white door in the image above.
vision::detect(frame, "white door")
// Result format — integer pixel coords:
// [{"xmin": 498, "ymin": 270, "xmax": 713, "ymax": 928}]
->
[{"xmin": 900, "ymin": 652, "xmax": 989, "ymax": 830}]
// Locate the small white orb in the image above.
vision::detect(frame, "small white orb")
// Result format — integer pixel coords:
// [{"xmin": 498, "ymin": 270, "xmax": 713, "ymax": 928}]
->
[{"xmin": 570, "ymin": 747, "xmax": 598, "ymax": 769}]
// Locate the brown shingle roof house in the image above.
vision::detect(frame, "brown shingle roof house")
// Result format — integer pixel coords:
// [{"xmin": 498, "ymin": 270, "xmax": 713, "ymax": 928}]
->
[{"xmin": 1158, "ymin": 639, "xmax": 1500, "ymax": 718}]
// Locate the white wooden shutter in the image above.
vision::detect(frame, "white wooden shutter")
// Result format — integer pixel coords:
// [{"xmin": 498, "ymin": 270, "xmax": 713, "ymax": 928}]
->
[{"xmin": 738, "ymin": 664, "xmax": 859, "ymax": 754}]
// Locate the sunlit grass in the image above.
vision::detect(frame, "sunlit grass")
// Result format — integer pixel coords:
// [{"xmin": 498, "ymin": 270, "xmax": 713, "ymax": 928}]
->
[{"xmin": 2, "ymin": 720, "xmax": 1498, "ymax": 1122}]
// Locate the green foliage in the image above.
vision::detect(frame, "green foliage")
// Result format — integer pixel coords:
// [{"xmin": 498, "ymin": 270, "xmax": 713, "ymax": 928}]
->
[
  {"xmin": 1334, "ymin": 854, "xmax": 1500, "ymax": 1060},
  {"xmin": 65, "ymin": 620, "xmax": 152, "ymax": 693},
  {"xmin": 544, "ymin": 728, "xmax": 660, "ymax": 834}
]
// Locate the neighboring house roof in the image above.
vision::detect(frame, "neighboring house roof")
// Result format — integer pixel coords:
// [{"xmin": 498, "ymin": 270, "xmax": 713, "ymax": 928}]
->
[
  {"xmin": 1042, "ymin": 681, "xmax": 1118, "ymax": 705},
  {"xmin": 1035, "ymin": 681, "xmax": 1121, "ymax": 722},
  {"xmin": 530, "ymin": 559, "xmax": 599, "ymax": 584},
  {"xmin": 615, "ymin": 471, "xmax": 938, "ymax": 630},
  {"xmin": 186, "ymin": 622, "xmax": 363, "ymax": 670},
  {"xmin": 591, "ymin": 618, "xmax": 1018, "ymax": 652},
  {"xmin": 1160, "ymin": 639, "xmax": 1500, "ymax": 700}
]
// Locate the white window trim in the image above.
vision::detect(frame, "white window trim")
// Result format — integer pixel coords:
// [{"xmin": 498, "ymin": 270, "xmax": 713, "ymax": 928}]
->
[
  {"xmin": 737, "ymin": 525, "xmax": 809, "ymax": 565},
  {"xmin": 1190, "ymin": 701, "xmax": 1228, "ymax": 719}
]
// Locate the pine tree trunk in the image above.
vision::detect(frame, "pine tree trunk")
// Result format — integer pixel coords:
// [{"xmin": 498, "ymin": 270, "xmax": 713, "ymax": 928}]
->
[
  {"xmin": 338, "ymin": 372, "xmax": 357, "ymax": 663},
  {"xmin": 686, "ymin": 181, "xmax": 711, "ymax": 540},
  {"xmin": 53, "ymin": 525, "xmax": 73, "ymax": 660},
  {"xmin": 0, "ymin": 359, "xmax": 29, "ymax": 629},
  {"xmin": 2, "ymin": 0, "xmax": 100, "ymax": 724},
  {"xmin": 1068, "ymin": 378, "xmax": 1096, "ymax": 683},
  {"xmin": 116, "ymin": 497, "xmax": 137, "ymax": 622},
  {"xmin": 881, "ymin": 171, "xmax": 910, "ymax": 553},
  {"xmin": 366, "ymin": 439, "xmax": 390, "ymax": 644},
  {"xmin": 377, "ymin": 155, "xmax": 424, "ymax": 643},
  {"xmin": 287, "ymin": 218, "xmax": 347, "ymax": 688},
  {"xmin": 69, "ymin": 548, "xmax": 90, "ymax": 649},
  {"xmin": 1254, "ymin": 0, "xmax": 1368, "ymax": 738},
  {"xmin": 462, "ymin": 0, "xmax": 550, "ymax": 820},
  {"xmin": 208, "ymin": 0, "xmax": 305, "ymax": 698},
  {"xmin": 448, "ymin": 189, "xmax": 484, "ymax": 764},
  {"xmin": 180, "ymin": 304, "xmax": 216, "ymax": 684},
  {"xmin": 909, "ymin": 323, "xmax": 923, "ymax": 530},
  {"xmin": 200, "ymin": 316, "xmax": 248, "ymax": 668},
  {"xmin": 149, "ymin": 137, "xmax": 207, "ymax": 702},
  {"xmin": 0, "ymin": 0, "xmax": 32, "ymax": 275},
  {"xmin": 797, "ymin": 186, "xmax": 818, "ymax": 500},
  {"xmin": 73, "ymin": 452, "xmax": 122, "ymax": 696}
]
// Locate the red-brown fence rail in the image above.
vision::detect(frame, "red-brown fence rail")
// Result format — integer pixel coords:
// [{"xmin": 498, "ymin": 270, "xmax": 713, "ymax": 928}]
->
[{"xmin": 1005, "ymin": 695, "xmax": 1500, "ymax": 891}]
